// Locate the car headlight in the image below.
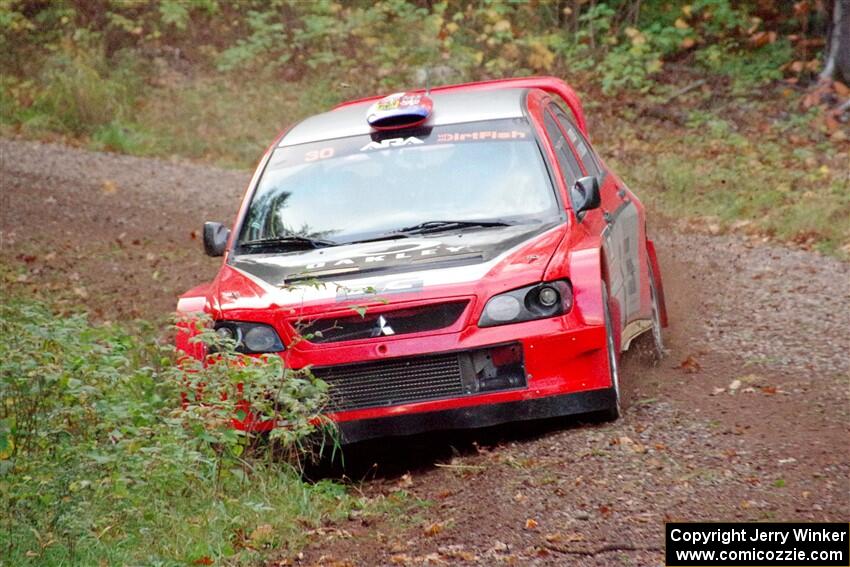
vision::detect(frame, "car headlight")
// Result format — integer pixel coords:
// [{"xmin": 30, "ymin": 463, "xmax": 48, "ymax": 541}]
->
[
  {"xmin": 213, "ymin": 321, "xmax": 284, "ymax": 353},
  {"xmin": 478, "ymin": 280, "xmax": 573, "ymax": 327}
]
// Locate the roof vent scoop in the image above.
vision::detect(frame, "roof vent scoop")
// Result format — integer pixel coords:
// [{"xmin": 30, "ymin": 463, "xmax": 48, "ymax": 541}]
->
[{"xmin": 366, "ymin": 92, "xmax": 433, "ymax": 130}]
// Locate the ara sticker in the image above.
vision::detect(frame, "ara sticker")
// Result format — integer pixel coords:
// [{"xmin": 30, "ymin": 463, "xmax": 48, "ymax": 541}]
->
[{"xmin": 360, "ymin": 136, "xmax": 425, "ymax": 151}]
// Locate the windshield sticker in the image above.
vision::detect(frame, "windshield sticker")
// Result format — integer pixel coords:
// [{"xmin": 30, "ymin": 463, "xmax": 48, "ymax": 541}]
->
[
  {"xmin": 276, "ymin": 118, "xmax": 534, "ymax": 165},
  {"xmin": 437, "ymin": 130, "xmax": 527, "ymax": 143},
  {"xmin": 360, "ymin": 136, "xmax": 425, "ymax": 151},
  {"xmin": 304, "ymin": 147, "xmax": 335, "ymax": 161}
]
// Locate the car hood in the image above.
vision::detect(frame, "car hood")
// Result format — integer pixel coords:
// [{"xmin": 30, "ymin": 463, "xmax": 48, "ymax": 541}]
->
[{"xmin": 216, "ymin": 222, "xmax": 566, "ymax": 310}]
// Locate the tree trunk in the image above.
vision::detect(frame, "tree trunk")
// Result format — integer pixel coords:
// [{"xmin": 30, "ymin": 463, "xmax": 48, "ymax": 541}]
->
[{"xmin": 821, "ymin": 0, "xmax": 850, "ymax": 84}]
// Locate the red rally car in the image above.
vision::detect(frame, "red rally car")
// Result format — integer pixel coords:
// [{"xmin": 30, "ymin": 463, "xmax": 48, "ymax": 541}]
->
[{"xmin": 176, "ymin": 76, "xmax": 667, "ymax": 443}]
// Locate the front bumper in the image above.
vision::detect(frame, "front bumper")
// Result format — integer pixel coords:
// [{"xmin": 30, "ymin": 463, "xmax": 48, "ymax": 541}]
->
[
  {"xmin": 337, "ymin": 387, "xmax": 616, "ymax": 443},
  {"xmin": 288, "ymin": 315, "xmax": 614, "ymax": 439}
]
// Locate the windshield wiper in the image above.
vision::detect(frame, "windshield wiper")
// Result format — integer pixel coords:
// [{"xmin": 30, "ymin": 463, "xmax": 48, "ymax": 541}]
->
[
  {"xmin": 393, "ymin": 219, "xmax": 515, "ymax": 235},
  {"xmin": 239, "ymin": 235, "xmax": 337, "ymax": 251},
  {"xmin": 343, "ymin": 233, "xmax": 412, "ymax": 245}
]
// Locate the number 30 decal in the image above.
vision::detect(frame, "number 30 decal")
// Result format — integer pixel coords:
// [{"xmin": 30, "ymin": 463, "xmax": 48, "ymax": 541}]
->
[{"xmin": 305, "ymin": 147, "xmax": 335, "ymax": 161}]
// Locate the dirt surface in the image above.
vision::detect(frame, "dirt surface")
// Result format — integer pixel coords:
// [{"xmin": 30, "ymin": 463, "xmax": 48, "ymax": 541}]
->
[
  {"xmin": 0, "ymin": 138, "xmax": 247, "ymax": 318},
  {"xmin": 2, "ymin": 138, "xmax": 848, "ymax": 566}
]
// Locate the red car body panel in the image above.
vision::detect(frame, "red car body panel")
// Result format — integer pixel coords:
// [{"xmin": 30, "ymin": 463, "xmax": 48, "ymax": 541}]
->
[{"xmin": 177, "ymin": 77, "xmax": 666, "ymax": 442}]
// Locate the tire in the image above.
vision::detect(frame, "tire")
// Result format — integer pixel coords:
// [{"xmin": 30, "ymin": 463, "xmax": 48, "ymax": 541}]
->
[{"xmin": 600, "ymin": 282, "xmax": 621, "ymax": 421}]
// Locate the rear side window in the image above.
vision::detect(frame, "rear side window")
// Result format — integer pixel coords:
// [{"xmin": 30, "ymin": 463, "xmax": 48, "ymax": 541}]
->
[
  {"xmin": 543, "ymin": 112, "xmax": 582, "ymax": 186},
  {"xmin": 553, "ymin": 108, "xmax": 602, "ymax": 177}
]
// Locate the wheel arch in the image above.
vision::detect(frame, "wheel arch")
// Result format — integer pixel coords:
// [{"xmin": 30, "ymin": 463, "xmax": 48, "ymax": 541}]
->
[
  {"xmin": 568, "ymin": 245, "xmax": 623, "ymax": 353},
  {"xmin": 645, "ymin": 239, "xmax": 668, "ymax": 327}
]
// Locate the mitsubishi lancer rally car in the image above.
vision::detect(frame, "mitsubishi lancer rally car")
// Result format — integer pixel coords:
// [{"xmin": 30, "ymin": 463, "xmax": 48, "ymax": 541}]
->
[{"xmin": 176, "ymin": 76, "xmax": 667, "ymax": 443}]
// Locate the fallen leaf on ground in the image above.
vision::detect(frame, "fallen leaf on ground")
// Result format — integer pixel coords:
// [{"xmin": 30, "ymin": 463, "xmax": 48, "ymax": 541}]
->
[
  {"xmin": 616, "ymin": 436, "xmax": 646, "ymax": 453},
  {"xmin": 249, "ymin": 524, "xmax": 274, "ymax": 546},
  {"xmin": 525, "ymin": 518, "xmax": 539, "ymax": 530},
  {"xmin": 490, "ymin": 541, "xmax": 509, "ymax": 553},
  {"xmin": 438, "ymin": 545, "xmax": 477, "ymax": 561},
  {"xmin": 396, "ymin": 473, "xmax": 413, "ymax": 489},
  {"xmin": 739, "ymin": 374, "xmax": 763, "ymax": 384},
  {"xmin": 678, "ymin": 355, "xmax": 701, "ymax": 373},
  {"xmin": 101, "ymin": 180, "xmax": 118, "ymax": 195},
  {"xmin": 423, "ymin": 522, "xmax": 444, "ymax": 537}
]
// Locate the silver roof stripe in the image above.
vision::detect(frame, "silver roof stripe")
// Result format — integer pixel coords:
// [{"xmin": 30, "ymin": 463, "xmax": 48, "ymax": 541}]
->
[{"xmin": 279, "ymin": 89, "xmax": 528, "ymax": 147}]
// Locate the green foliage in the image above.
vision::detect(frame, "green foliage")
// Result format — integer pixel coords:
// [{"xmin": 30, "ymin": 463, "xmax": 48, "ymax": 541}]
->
[
  {"xmin": 0, "ymin": 0, "xmax": 797, "ymax": 96},
  {"xmin": 178, "ymin": 316, "xmax": 333, "ymax": 462},
  {"xmin": 0, "ymin": 297, "xmax": 359, "ymax": 565},
  {"xmin": 1, "ymin": 44, "xmax": 147, "ymax": 138},
  {"xmin": 696, "ymin": 39, "xmax": 793, "ymax": 93},
  {"xmin": 607, "ymin": 113, "xmax": 850, "ymax": 256},
  {"xmin": 0, "ymin": 0, "xmax": 800, "ymax": 132}
]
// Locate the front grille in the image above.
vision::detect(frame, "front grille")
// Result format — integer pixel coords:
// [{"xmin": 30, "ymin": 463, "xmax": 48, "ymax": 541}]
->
[
  {"xmin": 298, "ymin": 301, "xmax": 467, "ymax": 344},
  {"xmin": 313, "ymin": 346, "xmax": 527, "ymax": 413},
  {"xmin": 316, "ymin": 353, "xmax": 465, "ymax": 412}
]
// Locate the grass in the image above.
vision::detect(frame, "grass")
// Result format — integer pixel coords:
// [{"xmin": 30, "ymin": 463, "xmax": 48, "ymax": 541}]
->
[
  {"xmin": 6, "ymin": 465, "xmax": 358, "ymax": 566},
  {"xmin": 0, "ymin": 283, "xmax": 408, "ymax": 566},
  {"xmin": 0, "ymin": 47, "xmax": 350, "ymax": 169},
  {"xmin": 601, "ymin": 105, "xmax": 850, "ymax": 258}
]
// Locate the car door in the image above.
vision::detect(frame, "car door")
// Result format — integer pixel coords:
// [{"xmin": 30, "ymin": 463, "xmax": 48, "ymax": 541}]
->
[{"xmin": 551, "ymin": 106, "xmax": 642, "ymax": 329}]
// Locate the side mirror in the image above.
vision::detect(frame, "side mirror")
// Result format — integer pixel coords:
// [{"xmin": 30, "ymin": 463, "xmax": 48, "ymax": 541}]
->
[
  {"xmin": 203, "ymin": 222, "xmax": 230, "ymax": 257},
  {"xmin": 571, "ymin": 176, "xmax": 601, "ymax": 217}
]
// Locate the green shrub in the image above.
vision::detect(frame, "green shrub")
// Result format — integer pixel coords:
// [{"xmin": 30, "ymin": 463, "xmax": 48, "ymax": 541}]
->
[
  {"xmin": 28, "ymin": 46, "xmax": 147, "ymax": 137},
  {"xmin": 0, "ymin": 298, "xmax": 356, "ymax": 565}
]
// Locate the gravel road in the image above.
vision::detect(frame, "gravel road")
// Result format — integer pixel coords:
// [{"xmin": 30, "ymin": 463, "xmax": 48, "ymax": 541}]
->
[{"xmin": 1, "ymin": 138, "xmax": 848, "ymax": 566}]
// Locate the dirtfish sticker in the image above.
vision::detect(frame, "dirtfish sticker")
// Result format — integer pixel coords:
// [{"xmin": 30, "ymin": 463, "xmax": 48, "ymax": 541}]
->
[{"xmin": 437, "ymin": 130, "xmax": 528, "ymax": 142}]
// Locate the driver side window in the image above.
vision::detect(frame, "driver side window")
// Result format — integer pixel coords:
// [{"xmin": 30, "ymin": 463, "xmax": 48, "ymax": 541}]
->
[
  {"xmin": 543, "ymin": 112, "xmax": 582, "ymax": 186},
  {"xmin": 553, "ymin": 108, "xmax": 603, "ymax": 178}
]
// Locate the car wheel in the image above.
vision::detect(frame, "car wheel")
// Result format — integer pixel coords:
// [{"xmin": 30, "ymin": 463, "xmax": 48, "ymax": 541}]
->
[
  {"xmin": 647, "ymin": 262, "xmax": 665, "ymax": 362},
  {"xmin": 601, "ymin": 282, "xmax": 621, "ymax": 421}
]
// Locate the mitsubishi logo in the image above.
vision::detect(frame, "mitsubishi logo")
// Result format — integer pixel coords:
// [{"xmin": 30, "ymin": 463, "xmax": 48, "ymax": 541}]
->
[{"xmin": 372, "ymin": 315, "xmax": 395, "ymax": 337}]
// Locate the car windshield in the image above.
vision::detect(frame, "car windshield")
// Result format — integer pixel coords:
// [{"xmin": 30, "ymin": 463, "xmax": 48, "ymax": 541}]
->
[{"xmin": 237, "ymin": 118, "xmax": 559, "ymax": 249}]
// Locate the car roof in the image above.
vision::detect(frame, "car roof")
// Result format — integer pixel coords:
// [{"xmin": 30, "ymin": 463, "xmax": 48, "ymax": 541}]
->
[{"xmin": 279, "ymin": 88, "xmax": 528, "ymax": 147}]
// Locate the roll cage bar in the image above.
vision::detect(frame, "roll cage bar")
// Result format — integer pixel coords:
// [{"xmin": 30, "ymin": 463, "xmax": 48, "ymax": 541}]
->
[{"xmin": 333, "ymin": 76, "xmax": 588, "ymax": 136}]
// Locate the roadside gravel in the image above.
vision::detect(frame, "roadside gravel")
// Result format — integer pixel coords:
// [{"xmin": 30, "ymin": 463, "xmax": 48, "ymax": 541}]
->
[{"xmin": 661, "ymin": 230, "xmax": 850, "ymax": 376}]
